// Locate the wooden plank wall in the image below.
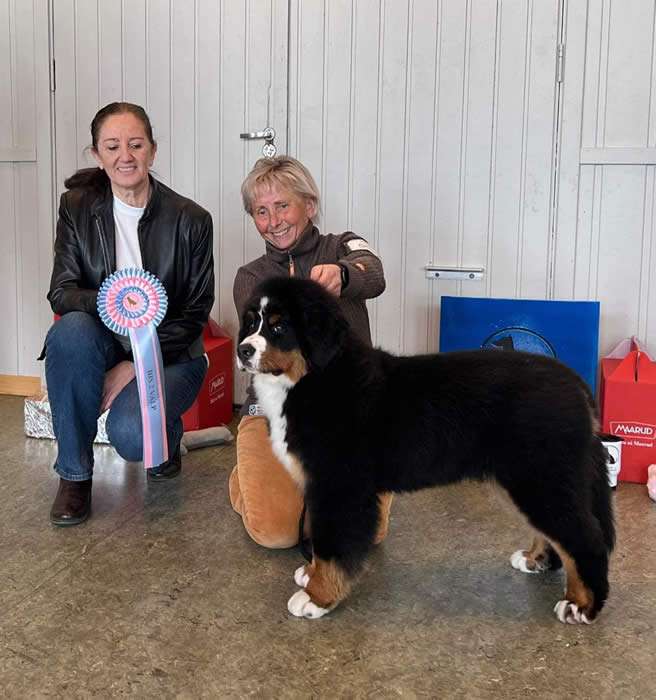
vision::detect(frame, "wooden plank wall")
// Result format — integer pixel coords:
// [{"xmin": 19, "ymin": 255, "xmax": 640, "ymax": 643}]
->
[
  {"xmin": 558, "ymin": 0, "xmax": 656, "ymax": 356},
  {"xmin": 0, "ymin": 0, "xmax": 53, "ymax": 388},
  {"xmin": 289, "ymin": 0, "xmax": 560, "ymax": 356}
]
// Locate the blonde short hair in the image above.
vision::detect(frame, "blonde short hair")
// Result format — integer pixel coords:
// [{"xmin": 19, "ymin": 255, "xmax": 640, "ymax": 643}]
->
[{"xmin": 241, "ymin": 155, "xmax": 321, "ymax": 218}]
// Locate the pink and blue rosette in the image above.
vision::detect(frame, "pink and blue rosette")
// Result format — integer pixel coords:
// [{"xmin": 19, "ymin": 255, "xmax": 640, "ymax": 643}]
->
[{"xmin": 97, "ymin": 268, "xmax": 168, "ymax": 469}]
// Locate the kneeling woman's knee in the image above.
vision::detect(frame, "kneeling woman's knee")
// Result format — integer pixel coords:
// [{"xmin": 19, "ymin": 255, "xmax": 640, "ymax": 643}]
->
[
  {"xmin": 46, "ymin": 312, "xmax": 104, "ymax": 357},
  {"xmin": 105, "ymin": 409, "xmax": 143, "ymax": 462}
]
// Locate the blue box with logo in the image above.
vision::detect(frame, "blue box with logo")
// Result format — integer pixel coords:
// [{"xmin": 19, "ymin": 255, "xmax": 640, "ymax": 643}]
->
[{"xmin": 439, "ymin": 296, "xmax": 600, "ymax": 393}]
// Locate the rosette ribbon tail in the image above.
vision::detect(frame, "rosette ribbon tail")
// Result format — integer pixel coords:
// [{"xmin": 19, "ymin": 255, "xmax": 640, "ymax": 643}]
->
[{"xmin": 129, "ymin": 324, "xmax": 168, "ymax": 468}]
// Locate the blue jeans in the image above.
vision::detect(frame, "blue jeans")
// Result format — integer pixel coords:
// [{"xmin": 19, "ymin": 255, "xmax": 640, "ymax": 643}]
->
[{"xmin": 45, "ymin": 312, "xmax": 207, "ymax": 481}]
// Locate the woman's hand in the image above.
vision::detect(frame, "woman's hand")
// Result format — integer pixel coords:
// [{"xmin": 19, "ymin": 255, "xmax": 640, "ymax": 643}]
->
[
  {"xmin": 100, "ymin": 361, "xmax": 136, "ymax": 413},
  {"xmin": 310, "ymin": 264, "xmax": 342, "ymax": 297}
]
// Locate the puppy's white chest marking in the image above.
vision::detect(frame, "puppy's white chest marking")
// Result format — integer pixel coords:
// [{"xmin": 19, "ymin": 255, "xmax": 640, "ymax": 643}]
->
[{"xmin": 253, "ymin": 373, "xmax": 302, "ymax": 484}]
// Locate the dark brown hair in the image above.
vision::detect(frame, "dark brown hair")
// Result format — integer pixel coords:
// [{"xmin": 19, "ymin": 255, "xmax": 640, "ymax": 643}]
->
[{"xmin": 64, "ymin": 102, "xmax": 156, "ymax": 190}]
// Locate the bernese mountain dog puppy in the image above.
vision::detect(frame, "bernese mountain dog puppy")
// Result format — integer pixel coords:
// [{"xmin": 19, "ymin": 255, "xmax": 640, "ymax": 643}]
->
[{"xmin": 237, "ymin": 277, "xmax": 615, "ymax": 624}]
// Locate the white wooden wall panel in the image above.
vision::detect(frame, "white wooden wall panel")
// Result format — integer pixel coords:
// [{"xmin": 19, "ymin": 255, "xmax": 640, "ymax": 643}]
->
[
  {"xmin": 552, "ymin": 0, "xmax": 585, "ymax": 300},
  {"xmin": 0, "ymin": 0, "xmax": 53, "ymax": 379},
  {"xmin": 371, "ymin": 1, "xmax": 408, "ymax": 353},
  {"xmin": 458, "ymin": 1, "xmax": 497, "ymax": 305},
  {"xmin": 558, "ymin": 0, "xmax": 656, "ymax": 359},
  {"xmin": 429, "ymin": 1, "xmax": 467, "ymax": 348},
  {"xmin": 53, "ymin": 0, "xmax": 288, "ymax": 402},
  {"xmin": 0, "ymin": 2, "xmax": 12, "ymax": 156},
  {"xmin": 518, "ymin": 0, "xmax": 560, "ymax": 299},
  {"xmin": 0, "ymin": 0, "xmax": 37, "ymax": 162},
  {"xmin": 14, "ymin": 164, "xmax": 40, "ymax": 373},
  {"xmin": 347, "ymin": 0, "xmax": 384, "ymax": 339},
  {"xmin": 146, "ymin": 0, "xmax": 172, "ymax": 184},
  {"xmin": 405, "ymin": 0, "xmax": 442, "ymax": 353},
  {"xmin": 601, "ymin": 0, "xmax": 652, "ymax": 148},
  {"xmin": 98, "ymin": 0, "xmax": 122, "ymax": 105},
  {"xmin": 0, "ymin": 166, "xmax": 17, "ymax": 374},
  {"xmin": 171, "ymin": 1, "xmax": 196, "ymax": 198},
  {"xmin": 123, "ymin": 0, "xmax": 148, "ymax": 104},
  {"xmin": 289, "ymin": 0, "xmax": 560, "ymax": 355}
]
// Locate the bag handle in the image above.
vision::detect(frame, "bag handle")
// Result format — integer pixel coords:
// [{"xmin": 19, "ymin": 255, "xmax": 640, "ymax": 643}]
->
[{"xmin": 605, "ymin": 336, "xmax": 654, "ymax": 362}]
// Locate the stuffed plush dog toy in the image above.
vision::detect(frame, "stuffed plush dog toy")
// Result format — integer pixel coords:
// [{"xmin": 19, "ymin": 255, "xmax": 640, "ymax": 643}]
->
[{"xmin": 237, "ymin": 277, "xmax": 614, "ymax": 624}]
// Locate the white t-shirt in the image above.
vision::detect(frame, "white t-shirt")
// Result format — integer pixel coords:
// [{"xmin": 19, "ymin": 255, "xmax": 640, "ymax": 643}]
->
[
  {"xmin": 114, "ymin": 195, "xmax": 144, "ymax": 271},
  {"xmin": 113, "ymin": 196, "xmax": 145, "ymax": 351}
]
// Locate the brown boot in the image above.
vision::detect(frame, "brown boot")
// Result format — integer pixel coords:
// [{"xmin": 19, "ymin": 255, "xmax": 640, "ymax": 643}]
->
[{"xmin": 50, "ymin": 478, "xmax": 92, "ymax": 526}]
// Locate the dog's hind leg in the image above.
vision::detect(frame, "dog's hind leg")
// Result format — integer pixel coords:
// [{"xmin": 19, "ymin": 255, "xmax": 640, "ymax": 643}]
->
[
  {"xmin": 510, "ymin": 534, "xmax": 562, "ymax": 573},
  {"xmin": 548, "ymin": 448, "xmax": 614, "ymax": 623},
  {"xmin": 503, "ymin": 468, "xmax": 612, "ymax": 623},
  {"xmin": 549, "ymin": 541, "xmax": 606, "ymax": 624},
  {"xmin": 550, "ymin": 484, "xmax": 613, "ymax": 622},
  {"xmin": 531, "ymin": 512, "xmax": 610, "ymax": 624},
  {"xmin": 510, "ymin": 534, "xmax": 601, "ymax": 625},
  {"xmin": 513, "ymin": 521, "xmax": 609, "ymax": 624}
]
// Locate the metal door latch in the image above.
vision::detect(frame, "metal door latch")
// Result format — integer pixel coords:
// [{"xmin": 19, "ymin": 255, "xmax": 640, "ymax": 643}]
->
[{"xmin": 240, "ymin": 127, "xmax": 276, "ymax": 157}]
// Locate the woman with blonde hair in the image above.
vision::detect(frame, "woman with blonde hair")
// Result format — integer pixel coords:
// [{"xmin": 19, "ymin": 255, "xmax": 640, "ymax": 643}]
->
[{"xmin": 230, "ymin": 155, "xmax": 392, "ymax": 547}]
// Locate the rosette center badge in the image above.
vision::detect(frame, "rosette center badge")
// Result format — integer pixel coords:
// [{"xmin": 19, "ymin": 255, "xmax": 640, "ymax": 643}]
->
[{"xmin": 99, "ymin": 270, "xmax": 167, "ymax": 333}]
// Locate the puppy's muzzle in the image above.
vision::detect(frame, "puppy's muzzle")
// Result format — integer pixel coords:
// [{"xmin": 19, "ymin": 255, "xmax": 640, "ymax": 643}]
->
[{"xmin": 237, "ymin": 342, "xmax": 256, "ymax": 371}]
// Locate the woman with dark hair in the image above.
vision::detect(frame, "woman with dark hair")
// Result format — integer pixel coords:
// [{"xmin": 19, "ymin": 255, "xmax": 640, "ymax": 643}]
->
[{"xmin": 45, "ymin": 102, "xmax": 214, "ymax": 526}]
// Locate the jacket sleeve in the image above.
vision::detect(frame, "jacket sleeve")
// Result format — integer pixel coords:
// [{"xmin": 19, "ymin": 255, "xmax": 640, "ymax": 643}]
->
[
  {"xmin": 336, "ymin": 233, "xmax": 386, "ymax": 301},
  {"xmin": 47, "ymin": 193, "xmax": 100, "ymax": 316},
  {"xmin": 233, "ymin": 266, "xmax": 261, "ymax": 323},
  {"xmin": 157, "ymin": 210, "xmax": 215, "ymax": 362}
]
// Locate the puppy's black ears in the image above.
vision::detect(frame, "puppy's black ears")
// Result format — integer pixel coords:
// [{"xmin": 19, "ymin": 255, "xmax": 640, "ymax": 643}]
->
[{"xmin": 301, "ymin": 306, "xmax": 349, "ymax": 371}]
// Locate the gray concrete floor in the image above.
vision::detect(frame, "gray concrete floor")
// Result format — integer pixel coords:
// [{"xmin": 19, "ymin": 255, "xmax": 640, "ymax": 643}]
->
[{"xmin": 1, "ymin": 393, "xmax": 655, "ymax": 699}]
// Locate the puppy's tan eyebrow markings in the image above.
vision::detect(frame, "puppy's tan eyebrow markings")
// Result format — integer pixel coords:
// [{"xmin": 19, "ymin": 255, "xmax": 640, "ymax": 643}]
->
[{"xmin": 268, "ymin": 314, "xmax": 281, "ymax": 325}]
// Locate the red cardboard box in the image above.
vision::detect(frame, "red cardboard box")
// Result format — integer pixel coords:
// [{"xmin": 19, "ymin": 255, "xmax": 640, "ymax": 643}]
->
[
  {"xmin": 182, "ymin": 319, "xmax": 234, "ymax": 431},
  {"xmin": 600, "ymin": 337, "xmax": 656, "ymax": 483}
]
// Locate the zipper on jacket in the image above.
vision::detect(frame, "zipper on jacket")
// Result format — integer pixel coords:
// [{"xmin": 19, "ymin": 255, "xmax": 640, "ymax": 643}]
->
[
  {"xmin": 288, "ymin": 252, "xmax": 295, "ymax": 277},
  {"xmin": 94, "ymin": 215, "xmax": 111, "ymax": 277}
]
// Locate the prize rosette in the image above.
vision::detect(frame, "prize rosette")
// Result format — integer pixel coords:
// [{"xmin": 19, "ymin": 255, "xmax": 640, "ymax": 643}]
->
[{"xmin": 98, "ymin": 268, "xmax": 168, "ymax": 468}]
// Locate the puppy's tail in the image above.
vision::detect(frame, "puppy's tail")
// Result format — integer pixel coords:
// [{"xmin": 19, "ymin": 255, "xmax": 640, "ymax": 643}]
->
[{"xmin": 591, "ymin": 436, "xmax": 616, "ymax": 553}]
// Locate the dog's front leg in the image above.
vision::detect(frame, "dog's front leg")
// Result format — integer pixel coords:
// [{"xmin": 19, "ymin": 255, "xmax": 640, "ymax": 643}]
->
[
  {"xmin": 287, "ymin": 491, "xmax": 377, "ymax": 619},
  {"xmin": 288, "ymin": 556, "xmax": 352, "ymax": 619}
]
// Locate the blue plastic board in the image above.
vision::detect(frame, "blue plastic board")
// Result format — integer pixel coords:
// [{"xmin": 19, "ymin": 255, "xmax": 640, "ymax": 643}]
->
[{"xmin": 439, "ymin": 296, "xmax": 600, "ymax": 393}]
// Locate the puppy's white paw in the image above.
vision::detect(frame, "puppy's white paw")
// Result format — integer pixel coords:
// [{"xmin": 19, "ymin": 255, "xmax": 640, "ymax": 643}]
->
[
  {"xmin": 287, "ymin": 590, "xmax": 329, "ymax": 619},
  {"xmin": 554, "ymin": 600, "xmax": 593, "ymax": 625},
  {"xmin": 294, "ymin": 565, "xmax": 309, "ymax": 587},
  {"xmin": 510, "ymin": 550, "xmax": 540, "ymax": 574}
]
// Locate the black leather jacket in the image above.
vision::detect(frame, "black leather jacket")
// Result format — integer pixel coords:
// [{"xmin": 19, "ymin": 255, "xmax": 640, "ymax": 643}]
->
[{"xmin": 47, "ymin": 176, "xmax": 214, "ymax": 365}]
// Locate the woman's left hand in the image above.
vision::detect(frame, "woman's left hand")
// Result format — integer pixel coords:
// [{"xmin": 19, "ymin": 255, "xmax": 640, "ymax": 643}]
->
[
  {"xmin": 310, "ymin": 264, "xmax": 342, "ymax": 297},
  {"xmin": 100, "ymin": 360, "xmax": 136, "ymax": 413}
]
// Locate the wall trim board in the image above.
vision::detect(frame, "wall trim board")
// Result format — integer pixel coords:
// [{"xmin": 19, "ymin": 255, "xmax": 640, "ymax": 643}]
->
[{"xmin": 0, "ymin": 374, "xmax": 41, "ymax": 396}]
